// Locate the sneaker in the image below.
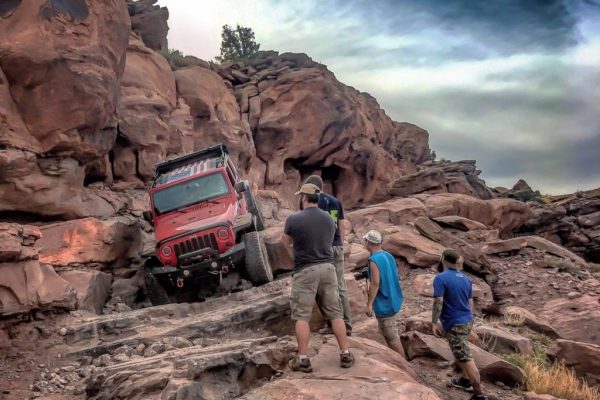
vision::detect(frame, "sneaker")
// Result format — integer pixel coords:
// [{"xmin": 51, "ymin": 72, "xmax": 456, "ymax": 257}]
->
[
  {"xmin": 340, "ymin": 351, "xmax": 355, "ymax": 368},
  {"xmin": 318, "ymin": 326, "xmax": 333, "ymax": 335},
  {"xmin": 318, "ymin": 326, "xmax": 352, "ymax": 336},
  {"xmin": 451, "ymin": 377, "xmax": 473, "ymax": 392},
  {"xmin": 288, "ymin": 357, "xmax": 313, "ymax": 373},
  {"xmin": 468, "ymin": 395, "xmax": 487, "ymax": 400}
]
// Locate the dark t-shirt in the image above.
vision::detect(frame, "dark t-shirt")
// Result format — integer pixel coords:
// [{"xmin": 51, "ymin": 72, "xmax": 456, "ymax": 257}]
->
[
  {"xmin": 284, "ymin": 207, "xmax": 335, "ymax": 272},
  {"xmin": 433, "ymin": 268, "xmax": 473, "ymax": 331},
  {"xmin": 317, "ymin": 193, "xmax": 345, "ymax": 246}
]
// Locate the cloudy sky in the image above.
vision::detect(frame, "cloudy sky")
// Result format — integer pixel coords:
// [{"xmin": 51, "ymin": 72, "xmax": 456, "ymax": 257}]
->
[{"xmin": 158, "ymin": 0, "xmax": 600, "ymax": 194}]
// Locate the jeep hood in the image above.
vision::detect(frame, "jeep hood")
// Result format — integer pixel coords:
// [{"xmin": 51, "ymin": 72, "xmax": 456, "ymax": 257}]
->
[{"xmin": 154, "ymin": 201, "xmax": 237, "ymax": 244}]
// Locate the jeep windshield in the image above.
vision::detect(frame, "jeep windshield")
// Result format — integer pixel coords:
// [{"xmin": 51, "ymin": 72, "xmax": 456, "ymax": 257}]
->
[{"xmin": 153, "ymin": 172, "xmax": 230, "ymax": 215}]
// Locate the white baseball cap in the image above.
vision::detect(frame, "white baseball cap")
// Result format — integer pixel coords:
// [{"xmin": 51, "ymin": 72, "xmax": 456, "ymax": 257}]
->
[{"xmin": 362, "ymin": 230, "xmax": 383, "ymax": 244}]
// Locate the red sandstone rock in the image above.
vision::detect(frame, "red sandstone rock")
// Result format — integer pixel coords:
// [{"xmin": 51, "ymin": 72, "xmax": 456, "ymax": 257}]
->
[
  {"xmin": 0, "ymin": 260, "xmax": 76, "ymax": 316},
  {"xmin": 59, "ymin": 270, "xmax": 112, "ymax": 314},
  {"xmin": 36, "ymin": 217, "xmax": 142, "ymax": 267},
  {"xmin": 241, "ymin": 336, "xmax": 440, "ymax": 400}
]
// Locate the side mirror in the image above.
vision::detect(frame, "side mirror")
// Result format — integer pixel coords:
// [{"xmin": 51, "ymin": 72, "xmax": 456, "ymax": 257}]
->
[
  {"xmin": 142, "ymin": 211, "xmax": 153, "ymax": 224},
  {"xmin": 235, "ymin": 180, "xmax": 249, "ymax": 194}
]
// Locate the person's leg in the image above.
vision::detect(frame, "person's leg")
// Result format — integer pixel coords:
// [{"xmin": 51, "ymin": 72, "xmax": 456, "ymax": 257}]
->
[
  {"xmin": 459, "ymin": 360, "xmax": 482, "ymax": 395},
  {"xmin": 295, "ymin": 320, "xmax": 311, "ymax": 355},
  {"xmin": 377, "ymin": 315, "xmax": 406, "ymax": 358},
  {"xmin": 290, "ymin": 266, "xmax": 319, "ymax": 370},
  {"xmin": 333, "ymin": 246, "xmax": 352, "ymax": 333},
  {"xmin": 317, "ymin": 263, "xmax": 354, "ymax": 368},
  {"xmin": 448, "ymin": 322, "xmax": 481, "ymax": 394},
  {"xmin": 331, "ymin": 318, "xmax": 349, "ymax": 351}
]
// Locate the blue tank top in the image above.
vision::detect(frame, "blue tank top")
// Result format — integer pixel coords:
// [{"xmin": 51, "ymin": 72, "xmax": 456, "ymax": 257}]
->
[{"xmin": 368, "ymin": 250, "xmax": 403, "ymax": 317}]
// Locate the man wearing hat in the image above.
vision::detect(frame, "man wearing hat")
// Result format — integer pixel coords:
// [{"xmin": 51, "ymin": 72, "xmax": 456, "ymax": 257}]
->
[
  {"xmin": 363, "ymin": 230, "xmax": 405, "ymax": 357},
  {"xmin": 432, "ymin": 249, "xmax": 486, "ymax": 400},
  {"xmin": 282, "ymin": 183, "xmax": 355, "ymax": 372},
  {"xmin": 303, "ymin": 174, "xmax": 352, "ymax": 336}
]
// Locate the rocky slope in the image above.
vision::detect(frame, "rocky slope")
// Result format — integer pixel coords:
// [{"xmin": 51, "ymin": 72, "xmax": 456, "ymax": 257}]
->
[{"xmin": 1, "ymin": 1, "xmax": 599, "ymax": 400}]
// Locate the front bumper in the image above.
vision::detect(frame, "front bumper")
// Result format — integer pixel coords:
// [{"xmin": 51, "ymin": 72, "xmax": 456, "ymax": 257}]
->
[{"xmin": 149, "ymin": 242, "xmax": 246, "ymax": 276}]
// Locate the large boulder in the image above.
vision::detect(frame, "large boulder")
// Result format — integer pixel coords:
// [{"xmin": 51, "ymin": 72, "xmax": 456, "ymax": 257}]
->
[
  {"xmin": 414, "ymin": 217, "xmax": 495, "ymax": 280},
  {"xmin": 0, "ymin": 260, "xmax": 76, "ymax": 316},
  {"xmin": 388, "ymin": 168, "xmax": 447, "ymax": 197},
  {"xmin": 36, "ymin": 217, "xmax": 142, "ymax": 267},
  {"xmin": 547, "ymin": 339, "xmax": 600, "ymax": 385},
  {"xmin": 400, "ymin": 331, "xmax": 525, "ymax": 386},
  {"xmin": 0, "ymin": 149, "xmax": 123, "ymax": 219},
  {"xmin": 383, "ymin": 226, "xmax": 445, "ymax": 267},
  {"xmin": 0, "ymin": 222, "xmax": 41, "ymax": 262},
  {"xmin": 417, "ymin": 193, "xmax": 529, "ymax": 235},
  {"xmin": 241, "ymin": 336, "xmax": 440, "ymax": 400},
  {"xmin": 346, "ymin": 198, "xmax": 427, "ymax": 237},
  {"xmin": 503, "ymin": 306, "xmax": 559, "ymax": 338},
  {"xmin": 0, "ymin": 0, "xmax": 130, "ymax": 161},
  {"xmin": 0, "ymin": 66, "xmax": 40, "ymax": 152},
  {"xmin": 481, "ymin": 236, "xmax": 587, "ymax": 267},
  {"xmin": 116, "ymin": 33, "xmax": 177, "ymax": 180},
  {"xmin": 262, "ymin": 225, "xmax": 293, "ymax": 273},
  {"xmin": 245, "ymin": 61, "xmax": 430, "ymax": 208},
  {"xmin": 127, "ymin": 0, "xmax": 169, "ymax": 52},
  {"xmin": 540, "ymin": 295, "xmax": 600, "ymax": 345},
  {"xmin": 473, "ymin": 325, "xmax": 533, "ymax": 355},
  {"xmin": 59, "ymin": 270, "xmax": 112, "ymax": 314},
  {"xmin": 174, "ymin": 66, "xmax": 256, "ymax": 173}
]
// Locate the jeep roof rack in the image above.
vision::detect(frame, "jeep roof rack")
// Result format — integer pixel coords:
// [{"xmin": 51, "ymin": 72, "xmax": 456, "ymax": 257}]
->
[{"xmin": 152, "ymin": 144, "xmax": 229, "ymax": 187}]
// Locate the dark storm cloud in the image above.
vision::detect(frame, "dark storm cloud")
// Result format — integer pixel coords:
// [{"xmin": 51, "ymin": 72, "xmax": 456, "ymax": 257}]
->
[{"xmin": 285, "ymin": 0, "xmax": 600, "ymax": 66}]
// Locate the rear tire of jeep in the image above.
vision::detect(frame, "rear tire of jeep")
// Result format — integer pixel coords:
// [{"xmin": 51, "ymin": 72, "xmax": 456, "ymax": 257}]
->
[
  {"xmin": 244, "ymin": 190, "xmax": 265, "ymax": 231},
  {"xmin": 143, "ymin": 264, "xmax": 171, "ymax": 306},
  {"xmin": 243, "ymin": 231, "xmax": 273, "ymax": 285}
]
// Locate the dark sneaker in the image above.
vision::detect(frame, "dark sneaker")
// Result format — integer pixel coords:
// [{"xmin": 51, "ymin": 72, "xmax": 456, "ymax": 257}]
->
[
  {"xmin": 288, "ymin": 357, "xmax": 313, "ymax": 373},
  {"xmin": 468, "ymin": 395, "xmax": 487, "ymax": 400},
  {"xmin": 451, "ymin": 377, "xmax": 473, "ymax": 392},
  {"xmin": 318, "ymin": 326, "xmax": 333, "ymax": 335},
  {"xmin": 340, "ymin": 352, "xmax": 355, "ymax": 368}
]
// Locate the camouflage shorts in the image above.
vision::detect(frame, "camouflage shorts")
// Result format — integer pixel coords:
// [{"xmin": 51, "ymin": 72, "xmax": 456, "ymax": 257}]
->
[{"xmin": 446, "ymin": 321, "xmax": 474, "ymax": 362}]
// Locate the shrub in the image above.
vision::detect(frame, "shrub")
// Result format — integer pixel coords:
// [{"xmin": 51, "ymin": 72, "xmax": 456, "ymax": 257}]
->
[
  {"xmin": 160, "ymin": 48, "xmax": 202, "ymax": 69},
  {"xmin": 502, "ymin": 333, "xmax": 600, "ymax": 400},
  {"xmin": 503, "ymin": 313, "xmax": 526, "ymax": 327}
]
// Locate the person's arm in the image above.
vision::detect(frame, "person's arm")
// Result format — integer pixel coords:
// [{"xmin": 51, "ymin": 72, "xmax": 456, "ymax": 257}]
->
[
  {"xmin": 338, "ymin": 219, "xmax": 346, "ymax": 244},
  {"xmin": 282, "ymin": 233, "xmax": 293, "ymax": 256},
  {"xmin": 431, "ymin": 276, "xmax": 445, "ymax": 336},
  {"xmin": 282, "ymin": 217, "xmax": 294, "ymax": 259},
  {"xmin": 366, "ymin": 261, "xmax": 380, "ymax": 317},
  {"xmin": 468, "ymin": 280, "xmax": 475, "ymax": 315},
  {"xmin": 338, "ymin": 202, "xmax": 346, "ymax": 243}
]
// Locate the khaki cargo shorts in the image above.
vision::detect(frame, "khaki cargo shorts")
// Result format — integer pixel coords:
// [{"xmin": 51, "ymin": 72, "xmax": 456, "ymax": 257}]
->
[
  {"xmin": 290, "ymin": 263, "xmax": 343, "ymax": 321},
  {"xmin": 377, "ymin": 314, "xmax": 401, "ymax": 346},
  {"xmin": 446, "ymin": 321, "xmax": 474, "ymax": 362}
]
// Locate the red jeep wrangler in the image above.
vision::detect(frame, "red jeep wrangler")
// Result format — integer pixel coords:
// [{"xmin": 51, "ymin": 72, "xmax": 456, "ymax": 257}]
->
[{"xmin": 142, "ymin": 144, "xmax": 273, "ymax": 305}]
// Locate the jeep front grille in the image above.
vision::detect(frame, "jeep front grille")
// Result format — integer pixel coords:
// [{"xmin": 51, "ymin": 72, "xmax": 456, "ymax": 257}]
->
[{"xmin": 174, "ymin": 233, "xmax": 218, "ymax": 257}]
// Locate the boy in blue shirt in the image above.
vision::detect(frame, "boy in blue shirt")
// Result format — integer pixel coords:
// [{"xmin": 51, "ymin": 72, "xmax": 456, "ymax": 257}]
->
[
  {"xmin": 432, "ymin": 248, "xmax": 486, "ymax": 400},
  {"xmin": 363, "ymin": 230, "xmax": 405, "ymax": 357}
]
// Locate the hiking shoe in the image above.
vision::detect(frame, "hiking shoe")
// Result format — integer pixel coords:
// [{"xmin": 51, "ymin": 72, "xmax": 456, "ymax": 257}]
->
[
  {"xmin": 468, "ymin": 394, "xmax": 487, "ymax": 400},
  {"xmin": 288, "ymin": 357, "xmax": 313, "ymax": 373},
  {"xmin": 318, "ymin": 326, "xmax": 333, "ymax": 335},
  {"xmin": 318, "ymin": 326, "xmax": 352, "ymax": 336},
  {"xmin": 340, "ymin": 352, "xmax": 355, "ymax": 368},
  {"xmin": 451, "ymin": 377, "xmax": 473, "ymax": 392}
]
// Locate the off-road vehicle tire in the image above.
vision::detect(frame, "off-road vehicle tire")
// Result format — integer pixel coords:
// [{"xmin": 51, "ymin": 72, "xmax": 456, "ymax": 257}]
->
[
  {"xmin": 143, "ymin": 260, "xmax": 171, "ymax": 306},
  {"xmin": 244, "ymin": 190, "xmax": 265, "ymax": 231},
  {"xmin": 243, "ymin": 231, "xmax": 273, "ymax": 285}
]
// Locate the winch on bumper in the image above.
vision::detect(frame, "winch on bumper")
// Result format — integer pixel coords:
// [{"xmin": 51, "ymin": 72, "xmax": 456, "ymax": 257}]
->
[{"xmin": 148, "ymin": 242, "xmax": 246, "ymax": 279}]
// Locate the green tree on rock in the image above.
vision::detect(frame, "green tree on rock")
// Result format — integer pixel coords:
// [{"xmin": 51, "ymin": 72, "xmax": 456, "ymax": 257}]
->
[{"xmin": 215, "ymin": 24, "xmax": 260, "ymax": 63}]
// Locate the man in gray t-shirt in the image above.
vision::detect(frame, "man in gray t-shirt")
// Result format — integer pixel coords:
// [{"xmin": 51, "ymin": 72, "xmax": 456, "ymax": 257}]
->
[
  {"xmin": 282, "ymin": 183, "xmax": 354, "ymax": 373},
  {"xmin": 284, "ymin": 203, "xmax": 335, "ymax": 272}
]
